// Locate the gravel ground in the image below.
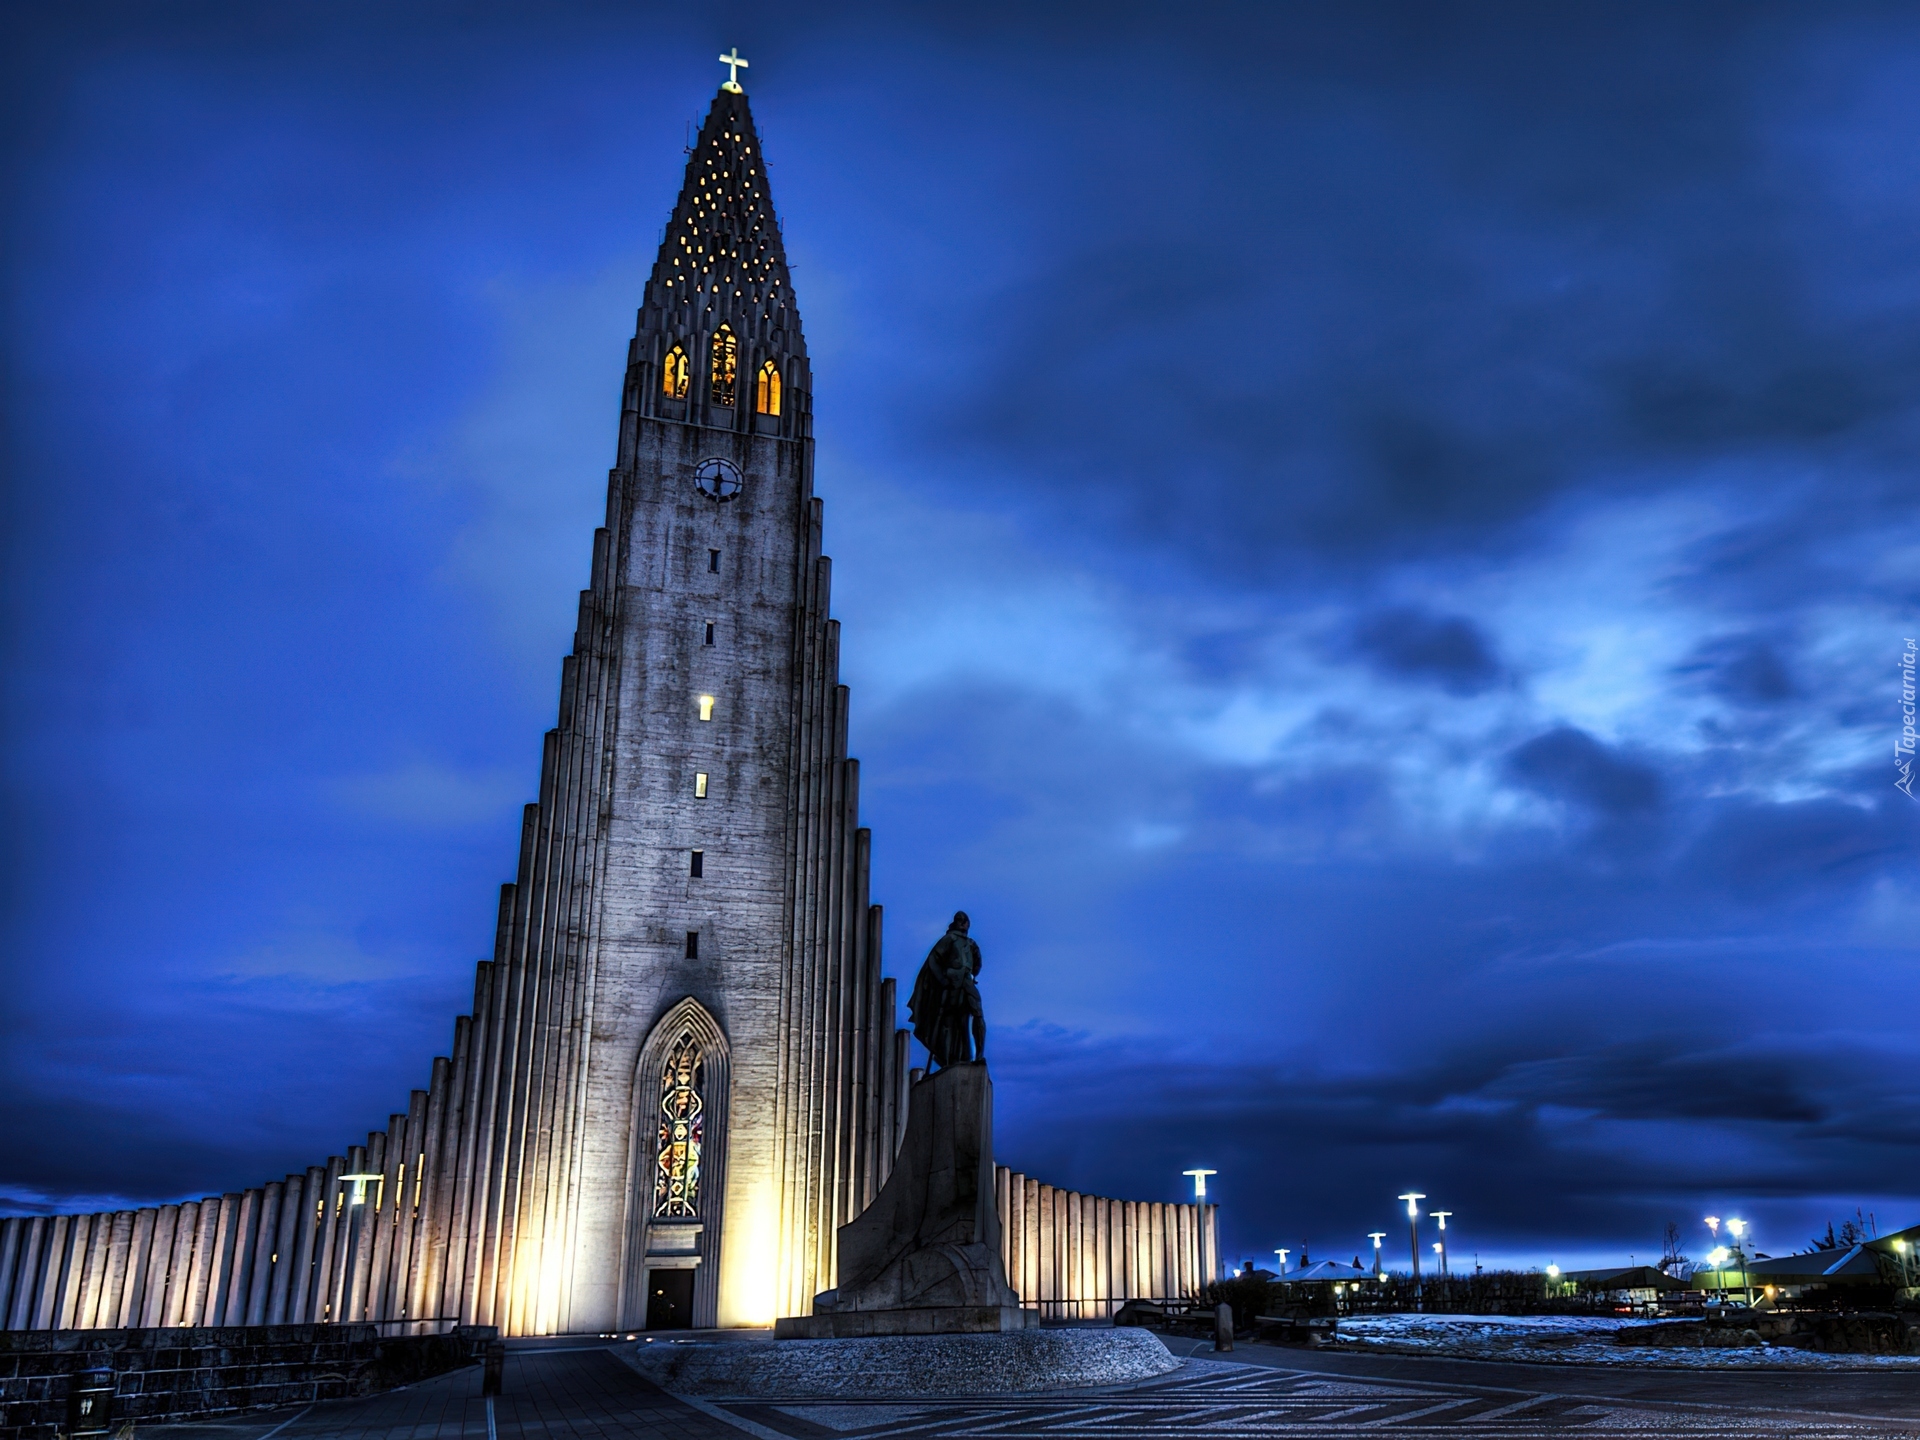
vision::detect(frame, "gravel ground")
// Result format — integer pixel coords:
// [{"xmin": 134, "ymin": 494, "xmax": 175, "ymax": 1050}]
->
[
  {"xmin": 622, "ymin": 1327, "xmax": 1180, "ymax": 1397},
  {"xmin": 1334, "ymin": 1313, "xmax": 1920, "ymax": 1370}
]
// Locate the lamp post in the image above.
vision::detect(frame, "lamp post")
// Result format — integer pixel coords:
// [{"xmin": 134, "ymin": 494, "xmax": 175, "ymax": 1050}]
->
[
  {"xmin": 1275, "ymin": 1248, "xmax": 1290, "ymax": 1275},
  {"xmin": 1182, "ymin": 1169, "xmax": 1217, "ymax": 1201},
  {"xmin": 1432, "ymin": 1211, "xmax": 1452, "ymax": 1279},
  {"xmin": 1368, "ymin": 1232, "xmax": 1387, "ymax": 1281},
  {"xmin": 1727, "ymin": 1219, "xmax": 1751, "ymax": 1304},
  {"xmin": 1397, "ymin": 1193, "xmax": 1426, "ymax": 1298}
]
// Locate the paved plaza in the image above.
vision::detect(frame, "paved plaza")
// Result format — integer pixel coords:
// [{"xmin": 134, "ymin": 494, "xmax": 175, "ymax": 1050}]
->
[{"xmin": 137, "ymin": 1337, "xmax": 1920, "ymax": 1439}]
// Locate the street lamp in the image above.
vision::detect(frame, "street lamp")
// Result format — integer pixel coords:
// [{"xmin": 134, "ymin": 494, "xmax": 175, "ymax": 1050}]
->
[
  {"xmin": 1703, "ymin": 1215, "xmax": 1721, "ymax": 1240},
  {"xmin": 1182, "ymin": 1169, "xmax": 1217, "ymax": 1201},
  {"xmin": 1546, "ymin": 1263, "xmax": 1560, "ymax": 1296},
  {"xmin": 1275, "ymin": 1248, "xmax": 1290, "ymax": 1274},
  {"xmin": 1397, "ymin": 1193, "xmax": 1426, "ymax": 1292},
  {"xmin": 339, "ymin": 1173, "xmax": 383, "ymax": 1206},
  {"xmin": 1432, "ymin": 1211, "xmax": 1452, "ymax": 1278},
  {"xmin": 1726, "ymin": 1220, "xmax": 1750, "ymax": 1302},
  {"xmin": 1368, "ymin": 1232, "xmax": 1387, "ymax": 1281}
]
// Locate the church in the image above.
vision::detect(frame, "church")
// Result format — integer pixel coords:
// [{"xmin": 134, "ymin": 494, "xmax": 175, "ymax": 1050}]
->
[{"xmin": 0, "ymin": 68, "xmax": 1217, "ymax": 1338}]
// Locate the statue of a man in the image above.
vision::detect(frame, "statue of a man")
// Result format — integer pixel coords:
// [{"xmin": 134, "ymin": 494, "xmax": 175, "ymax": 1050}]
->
[{"xmin": 908, "ymin": 911, "xmax": 986, "ymax": 1071}]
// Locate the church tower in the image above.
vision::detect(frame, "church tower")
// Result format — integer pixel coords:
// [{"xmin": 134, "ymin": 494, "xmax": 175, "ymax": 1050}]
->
[
  {"xmin": 412, "ymin": 75, "xmax": 907, "ymax": 1334},
  {"xmin": 0, "ymin": 70, "xmax": 1223, "ymax": 1346}
]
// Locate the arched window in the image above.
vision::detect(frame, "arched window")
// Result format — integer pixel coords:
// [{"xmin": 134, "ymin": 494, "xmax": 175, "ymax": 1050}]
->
[
  {"xmin": 661, "ymin": 346, "xmax": 689, "ymax": 399},
  {"xmin": 653, "ymin": 1032, "xmax": 704, "ymax": 1217},
  {"xmin": 709, "ymin": 326, "xmax": 737, "ymax": 408},
  {"xmin": 755, "ymin": 360, "xmax": 782, "ymax": 416}
]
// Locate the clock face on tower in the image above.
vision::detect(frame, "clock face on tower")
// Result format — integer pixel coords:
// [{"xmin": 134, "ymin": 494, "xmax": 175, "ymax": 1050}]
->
[{"xmin": 693, "ymin": 457, "xmax": 744, "ymax": 502}]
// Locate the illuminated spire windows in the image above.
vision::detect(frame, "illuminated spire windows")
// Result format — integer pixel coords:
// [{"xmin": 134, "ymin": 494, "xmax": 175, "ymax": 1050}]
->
[
  {"xmin": 755, "ymin": 361, "xmax": 781, "ymax": 416},
  {"xmin": 710, "ymin": 326, "xmax": 738, "ymax": 407},
  {"xmin": 662, "ymin": 345, "xmax": 690, "ymax": 399}
]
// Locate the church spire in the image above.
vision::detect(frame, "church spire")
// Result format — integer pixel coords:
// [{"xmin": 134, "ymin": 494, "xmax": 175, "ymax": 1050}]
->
[{"xmin": 636, "ymin": 85, "xmax": 803, "ymax": 359}]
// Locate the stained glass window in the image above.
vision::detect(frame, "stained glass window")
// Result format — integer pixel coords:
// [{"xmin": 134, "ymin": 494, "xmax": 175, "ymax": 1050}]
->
[
  {"xmin": 662, "ymin": 346, "xmax": 689, "ymax": 399},
  {"xmin": 755, "ymin": 361, "xmax": 782, "ymax": 416},
  {"xmin": 710, "ymin": 326, "xmax": 738, "ymax": 408},
  {"xmin": 653, "ymin": 1032, "xmax": 703, "ymax": 1217}
]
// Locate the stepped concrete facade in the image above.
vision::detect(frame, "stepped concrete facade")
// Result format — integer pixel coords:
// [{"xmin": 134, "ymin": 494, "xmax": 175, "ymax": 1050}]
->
[{"xmin": 0, "ymin": 78, "xmax": 1218, "ymax": 1338}]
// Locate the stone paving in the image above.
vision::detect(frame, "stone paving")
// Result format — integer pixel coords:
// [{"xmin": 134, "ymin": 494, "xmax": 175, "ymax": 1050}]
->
[{"xmin": 136, "ymin": 1340, "xmax": 1920, "ymax": 1439}]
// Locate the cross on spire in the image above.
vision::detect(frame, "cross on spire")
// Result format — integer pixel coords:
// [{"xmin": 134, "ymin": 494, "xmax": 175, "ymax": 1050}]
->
[{"xmin": 718, "ymin": 48, "xmax": 749, "ymax": 92}]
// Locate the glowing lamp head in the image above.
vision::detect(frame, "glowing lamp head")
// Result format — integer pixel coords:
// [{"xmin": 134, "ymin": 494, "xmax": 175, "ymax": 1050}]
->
[
  {"xmin": 1181, "ymin": 1168, "xmax": 1218, "ymax": 1200},
  {"xmin": 339, "ymin": 1173, "xmax": 384, "ymax": 1205},
  {"xmin": 1397, "ymin": 1191, "xmax": 1426, "ymax": 1219},
  {"xmin": 1706, "ymin": 1246, "xmax": 1731, "ymax": 1267},
  {"xmin": 1369, "ymin": 1232, "xmax": 1386, "ymax": 1249},
  {"xmin": 1726, "ymin": 1218, "xmax": 1746, "ymax": 1239},
  {"xmin": 1546, "ymin": 1264, "xmax": 1560, "ymax": 1278},
  {"xmin": 1704, "ymin": 1215, "xmax": 1721, "ymax": 1236}
]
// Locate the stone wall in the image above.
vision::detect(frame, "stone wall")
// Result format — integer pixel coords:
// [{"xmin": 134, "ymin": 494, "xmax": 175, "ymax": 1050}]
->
[{"xmin": 0, "ymin": 1323, "xmax": 490, "ymax": 1439}]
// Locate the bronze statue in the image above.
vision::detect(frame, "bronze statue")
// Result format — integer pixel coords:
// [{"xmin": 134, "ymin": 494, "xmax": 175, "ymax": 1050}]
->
[{"xmin": 908, "ymin": 911, "xmax": 986, "ymax": 1070}]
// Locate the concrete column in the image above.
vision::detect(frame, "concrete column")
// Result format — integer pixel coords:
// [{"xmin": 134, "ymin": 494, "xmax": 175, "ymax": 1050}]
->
[
  {"xmin": 185, "ymin": 1199, "xmax": 223, "ymax": 1325},
  {"xmin": 391, "ymin": 1090, "xmax": 429, "ymax": 1319},
  {"xmin": 53, "ymin": 1213, "xmax": 92, "ymax": 1329},
  {"xmin": 118, "ymin": 1211, "xmax": 154, "ymax": 1329},
  {"xmin": 244, "ymin": 1184, "xmax": 280, "ymax": 1325},
  {"xmin": 161, "ymin": 1201, "xmax": 200, "ymax": 1327},
  {"xmin": 76, "ymin": 1212, "xmax": 112, "ymax": 1328},
  {"xmin": 267, "ymin": 1174, "xmax": 304, "ymax": 1323},
  {"xmin": 0, "ymin": 1218, "xmax": 21, "ymax": 1327},
  {"xmin": 223, "ymin": 1191, "xmax": 260, "ymax": 1328},
  {"xmin": 289, "ymin": 1167, "xmax": 326, "ymax": 1322},
  {"xmin": 5, "ymin": 1218, "xmax": 43, "ymax": 1329},
  {"xmin": 329, "ymin": 1148, "xmax": 366, "ymax": 1323},
  {"xmin": 204, "ymin": 1195, "xmax": 241, "ymax": 1326},
  {"xmin": 367, "ymin": 1119, "xmax": 406, "ymax": 1321},
  {"xmin": 309, "ymin": 1158, "xmax": 345, "ymax": 1322},
  {"xmin": 412, "ymin": 1051, "xmax": 455, "ymax": 1321},
  {"xmin": 134, "ymin": 1209, "xmax": 175, "ymax": 1327}
]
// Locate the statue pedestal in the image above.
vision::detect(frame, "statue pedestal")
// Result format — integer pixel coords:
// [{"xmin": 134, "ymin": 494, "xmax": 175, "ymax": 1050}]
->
[{"xmin": 775, "ymin": 1063, "xmax": 1037, "ymax": 1339}]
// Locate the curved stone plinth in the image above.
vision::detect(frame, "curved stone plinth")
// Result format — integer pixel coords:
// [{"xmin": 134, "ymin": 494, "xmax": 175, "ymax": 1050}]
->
[{"xmin": 623, "ymin": 1328, "xmax": 1180, "ymax": 1397}]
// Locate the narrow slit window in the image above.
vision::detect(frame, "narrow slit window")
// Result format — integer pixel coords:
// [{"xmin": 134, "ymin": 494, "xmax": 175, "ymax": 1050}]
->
[
  {"xmin": 708, "ymin": 549, "xmax": 721, "ymax": 573},
  {"xmin": 698, "ymin": 695, "xmax": 715, "ymax": 722},
  {"xmin": 710, "ymin": 325, "xmax": 738, "ymax": 407},
  {"xmin": 694, "ymin": 772, "xmax": 709, "ymax": 798},
  {"xmin": 704, "ymin": 621, "xmax": 715, "ymax": 645},
  {"xmin": 662, "ymin": 345, "xmax": 690, "ymax": 399},
  {"xmin": 685, "ymin": 931, "xmax": 699, "ymax": 959},
  {"xmin": 690, "ymin": 849, "xmax": 704, "ymax": 878},
  {"xmin": 755, "ymin": 360, "xmax": 782, "ymax": 416}
]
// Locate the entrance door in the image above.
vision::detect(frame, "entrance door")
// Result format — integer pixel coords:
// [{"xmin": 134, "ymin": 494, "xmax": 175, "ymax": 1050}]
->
[{"xmin": 645, "ymin": 1268, "xmax": 694, "ymax": 1330}]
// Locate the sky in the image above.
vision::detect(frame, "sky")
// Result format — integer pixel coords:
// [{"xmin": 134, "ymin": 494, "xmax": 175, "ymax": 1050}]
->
[{"xmin": 4, "ymin": 0, "xmax": 1918, "ymax": 1277}]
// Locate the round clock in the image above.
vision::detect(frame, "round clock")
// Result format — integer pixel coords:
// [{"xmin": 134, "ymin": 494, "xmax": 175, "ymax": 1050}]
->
[{"xmin": 693, "ymin": 457, "xmax": 744, "ymax": 502}]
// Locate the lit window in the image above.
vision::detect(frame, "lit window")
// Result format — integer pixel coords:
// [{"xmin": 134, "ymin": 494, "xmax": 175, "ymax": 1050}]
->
[
  {"xmin": 698, "ymin": 695, "xmax": 715, "ymax": 721},
  {"xmin": 694, "ymin": 772, "xmax": 708, "ymax": 798},
  {"xmin": 690, "ymin": 849, "xmax": 703, "ymax": 878},
  {"xmin": 653, "ymin": 1031, "xmax": 703, "ymax": 1217},
  {"xmin": 710, "ymin": 325, "xmax": 737, "ymax": 407},
  {"xmin": 662, "ymin": 346, "xmax": 689, "ymax": 399},
  {"xmin": 755, "ymin": 360, "xmax": 782, "ymax": 416}
]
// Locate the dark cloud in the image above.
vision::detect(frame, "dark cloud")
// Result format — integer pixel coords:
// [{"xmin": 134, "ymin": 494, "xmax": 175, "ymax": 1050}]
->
[
  {"xmin": 1506, "ymin": 727, "xmax": 1663, "ymax": 816},
  {"xmin": 1352, "ymin": 605, "xmax": 1503, "ymax": 693},
  {"xmin": 1675, "ymin": 633, "xmax": 1798, "ymax": 705}
]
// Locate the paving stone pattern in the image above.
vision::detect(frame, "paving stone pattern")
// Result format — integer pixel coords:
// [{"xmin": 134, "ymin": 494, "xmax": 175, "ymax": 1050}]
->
[
  {"xmin": 739, "ymin": 1357, "xmax": 1917, "ymax": 1437},
  {"xmin": 136, "ymin": 1345, "xmax": 1919, "ymax": 1439}
]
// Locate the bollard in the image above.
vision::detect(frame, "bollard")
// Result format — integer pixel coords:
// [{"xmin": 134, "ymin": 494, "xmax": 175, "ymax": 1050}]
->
[
  {"xmin": 67, "ymin": 1367, "xmax": 114, "ymax": 1438},
  {"xmin": 481, "ymin": 1339, "xmax": 506, "ymax": 1397},
  {"xmin": 1214, "ymin": 1300, "xmax": 1234, "ymax": 1352}
]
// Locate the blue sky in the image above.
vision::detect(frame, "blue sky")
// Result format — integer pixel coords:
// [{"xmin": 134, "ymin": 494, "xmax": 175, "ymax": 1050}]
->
[{"xmin": 4, "ymin": 1, "xmax": 1918, "ymax": 1274}]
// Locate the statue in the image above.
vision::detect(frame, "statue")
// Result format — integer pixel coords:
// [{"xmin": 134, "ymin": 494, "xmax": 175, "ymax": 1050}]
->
[{"xmin": 908, "ymin": 911, "xmax": 986, "ymax": 1070}]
